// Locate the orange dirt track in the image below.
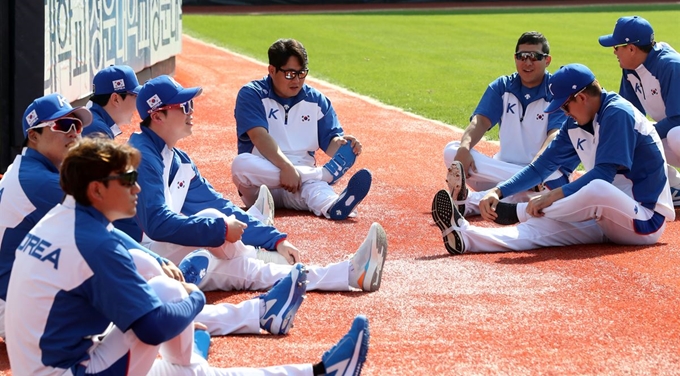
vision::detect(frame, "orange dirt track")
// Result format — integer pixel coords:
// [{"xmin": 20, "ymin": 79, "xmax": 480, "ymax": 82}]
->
[{"xmin": 2, "ymin": 35, "xmax": 680, "ymax": 375}]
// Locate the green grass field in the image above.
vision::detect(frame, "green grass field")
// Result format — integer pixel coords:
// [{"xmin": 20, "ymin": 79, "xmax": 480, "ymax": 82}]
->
[{"xmin": 183, "ymin": 4, "xmax": 680, "ymax": 138}]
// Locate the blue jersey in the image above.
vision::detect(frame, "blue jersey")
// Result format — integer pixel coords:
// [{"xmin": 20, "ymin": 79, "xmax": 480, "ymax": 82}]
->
[
  {"xmin": 473, "ymin": 72, "xmax": 567, "ymax": 166},
  {"xmin": 619, "ymin": 42, "xmax": 680, "ymax": 138},
  {"xmin": 82, "ymin": 102, "xmax": 121, "ymax": 139},
  {"xmin": 499, "ymin": 91, "xmax": 674, "ymax": 220},
  {"xmin": 5, "ymin": 196, "xmax": 162, "ymax": 375},
  {"xmin": 234, "ymin": 76, "xmax": 343, "ymax": 166},
  {"xmin": 122, "ymin": 126, "xmax": 286, "ymax": 250},
  {"xmin": 0, "ymin": 148, "xmax": 62, "ymax": 301}
]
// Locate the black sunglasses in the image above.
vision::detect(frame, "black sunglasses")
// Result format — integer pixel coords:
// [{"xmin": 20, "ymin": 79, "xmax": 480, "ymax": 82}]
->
[
  {"xmin": 514, "ymin": 51, "xmax": 549, "ymax": 62},
  {"xmin": 98, "ymin": 170, "xmax": 139, "ymax": 187},
  {"xmin": 277, "ymin": 68, "xmax": 309, "ymax": 80}
]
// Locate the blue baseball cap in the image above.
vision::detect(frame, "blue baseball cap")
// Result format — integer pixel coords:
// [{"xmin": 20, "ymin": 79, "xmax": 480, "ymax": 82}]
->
[
  {"xmin": 93, "ymin": 65, "xmax": 142, "ymax": 95},
  {"xmin": 544, "ymin": 64, "xmax": 596, "ymax": 114},
  {"xmin": 22, "ymin": 93, "xmax": 92, "ymax": 137},
  {"xmin": 598, "ymin": 16, "xmax": 655, "ymax": 47},
  {"xmin": 136, "ymin": 75, "xmax": 203, "ymax": 120}
]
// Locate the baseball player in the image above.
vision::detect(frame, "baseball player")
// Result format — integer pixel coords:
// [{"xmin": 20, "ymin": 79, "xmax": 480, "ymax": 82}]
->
[
  {"xmin": 432, "ymin": 64, "xmax": 674, "ymax": 254},
  {"xmin": 598, "ymin": 15, "xmax": 680, "ymax": 206},
  {"xmin": 120, "ymin": 75, "xmax": 387, "ymax": 295},
  {"xmin": 83, "ymin": 65, "xmax": 141, "ymax": 138},
  {"xmin": 5, "ymin": 137, "xmax": 370, "ymax": 375},
  {"xmin": 0, "ymin": 94, "xmax": 308, "ymax": 339},
  {"xmin": 232, "ymin": 38, "xmax": 372, "ymax": 221},
  {"xmin": 443, "ymin": 31, "xmax": 570, "ymax": 217}
]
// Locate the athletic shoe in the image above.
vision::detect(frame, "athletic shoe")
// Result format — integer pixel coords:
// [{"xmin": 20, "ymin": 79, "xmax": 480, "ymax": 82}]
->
[
  {"xmin": 348, "ymin": 223, "xmax": 387, "ymax": 292},
  {"xmin": 321, "ymin": 315, "xmax": 370, "ymax": 376},
  {"xmin": 193, "ymin": 329, "xmax": 211, "ymax": 360},
  {"xmin": 252, "ymin": 184, "xmax": 275, "ymax": 227},
  {"xmin": 446, "ymin": 161, "xmax": 468, "ymax": 215},
  {"xmin": 329, "ymin": 169, "xmax": 372, "ymax": 220},
  {"xmin": 431, "ymin": 189, "xmax": 466, "ymax": 255},
  {"xmin": 259, "ymin": 263, "xmax": 307, "ymax": 335},
  {"xmin": 671, "ymin": 187, "xmax": 680, "ymax": 207},
  {"xmin": 178, "ymin": 249, "xmax": 211, "ymax": 285},
  {"xmin": 323, "ymin": 142, "xmax": 357, "ymax": 185},
  {"xmin": 256, "ymin": 248, "xmax": 291, "ymax": 265}
]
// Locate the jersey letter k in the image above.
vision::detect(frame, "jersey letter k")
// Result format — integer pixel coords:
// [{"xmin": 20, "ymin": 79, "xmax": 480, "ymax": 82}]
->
[
  {"xmin": 635, "ymin": 82, "xmax": 642, "ymax": 94},
  {"xmin": 506, "ymin": 103, "xmax": 516, "ymax": 114},
  {"xmin": 268, "ymin": 108, "xmax": 279, "ymax": 119},
  {"xmin": 576, "ymin": 138, "xmax": 586, "ymax": 151}
]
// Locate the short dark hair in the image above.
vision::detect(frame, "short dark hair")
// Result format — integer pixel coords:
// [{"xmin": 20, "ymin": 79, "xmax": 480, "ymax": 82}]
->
[
  {"xmin": 636, "ymin": 43, "xmax": 654, "ymax": 54},
  {"xmin": 516, "ymin": 31, "xmax": 550, "ymax": 55},
  {"xmin": 140, "ymin": 109, "xmax": 166, "ymax": 127},
  {"xmin": 268, "ymin": 39, "xmax": 308, "ymax": 69},
  {"xmin": 22, "ymin": 127, "xmax": 43, "ymax": 147},
  {"xmin": 582, "ymin": 79, "xmax": 603, "ymax": 97},
  {"xmin": 60, "ymin": 137, "xmax": 141, "ymax": 206},
  {"xmin": 90, "ymin": 92, "xmax": 129, "ymax": 107}
]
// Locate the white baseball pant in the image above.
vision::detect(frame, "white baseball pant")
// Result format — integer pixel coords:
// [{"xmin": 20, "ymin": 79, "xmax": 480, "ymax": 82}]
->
[
  {"xmin": 443, "ymin": 141, "xmax": 566, "ymax": 216},
  {"xmin": 458, "ymin": 180, "xmax": 666, "ymax": 253},
  {"xmin": 143, "ymin": 209, "xmax": 350, "ymax": 293},
  {"xmin": 662, "ymin": 127, "xmax": 680, "ymax": 190},
  {"xmin": 130, "ymin": 249, "xmax": 260, "ymax": 336},
  {"xmin": 76, "ymin": 276, "xmax": 314, "ymax": 375},
  {"xmin": 231, "ymin": 153, "xmax": 337, "ymax": 217}
]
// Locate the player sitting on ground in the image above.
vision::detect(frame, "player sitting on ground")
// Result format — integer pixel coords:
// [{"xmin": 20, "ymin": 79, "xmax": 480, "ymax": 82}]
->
[
  {"xmin": 0, "ymin": 93, "xmax": 311, "ymax": 340},
  {"xmin": 431, "ymin": 64, "xmax": 674, "ymax": 254},
  {"xmin": 5, "ymin": 136, "xmax": 371, "ymax": 375},
  {"xmin": 232, "ymin": 38, "xmax": 372, "ymax": 221},
  {"xmin": 443, "ymin": 31, "xmax": 569, "ymax": 218},
  {"xmin": 598, "ymin": 16, "xmax": 680, "ymax": 206},
  {"xmin": 116, "ymin": 75, "xmax": 388, "ymax": 295}
]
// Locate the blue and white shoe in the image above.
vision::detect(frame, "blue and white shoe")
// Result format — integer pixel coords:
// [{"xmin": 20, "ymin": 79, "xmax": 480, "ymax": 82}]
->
[
  {"xmin": 259, "ymin": 263, "xmax": 307, "ymax": 335},
  {"xmin": 671, "ymin": 187, "xmax": 680, "ymax": 207},
  {"xmin": 321, "ymin": 315, "xmax": 370, "ymax": 376},
  {"xmin": 349, "ymin": 223, "xmax": 387, "ymax": 292},
  {"xmin": 178, "ymin": 249, "xmax": 211, "ymax": 285},
  {"xmin": 328, "ymin": 169, "xmax": 372, "ymax": 220},
  {"xmin": 324, "ymin": 142, "xmax": 357, "ymax": 185},
  {"xmin": 193, "ymin": 329, "xmax": 211, "ymax": 360}
]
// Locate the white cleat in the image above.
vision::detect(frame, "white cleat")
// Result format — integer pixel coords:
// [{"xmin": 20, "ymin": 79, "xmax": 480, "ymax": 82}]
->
[{"xmin": 253, "ymin": 184, "xmax": 275, "ymax": 227}]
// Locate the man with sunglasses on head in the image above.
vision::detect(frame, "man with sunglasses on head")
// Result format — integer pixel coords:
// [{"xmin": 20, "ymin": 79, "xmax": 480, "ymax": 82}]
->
[
  {"xmin": 5, "ymin": 136, "xmax": 371, "ymax": 376},
  {"xmin": 0, "ymin": 94, "xmax": 308, "ymax": 343},
  {"xmin": 431, "ymin": 63, "xmax": 674, "ymax": 255},
  {"xmin": 442, "ymin": 31, "xmax": 570, "ymax": 219},
  {"xmin": 122, "ymin": 75, "xmax": 387, "ymax": 296},
  {"xmin": 83, "ymin": 64, "xmax": 142, "ymax": 139},
  {"xmin": 599, "ymin": 15, "xmax": 680, "ymax": 207},
  {"xmin": 232, "ymin": 38, "xmax": 372, "ymax": 221},
  {"xmin": 0, "ymin": 93, "xmax": 91, "ymax": 338}
]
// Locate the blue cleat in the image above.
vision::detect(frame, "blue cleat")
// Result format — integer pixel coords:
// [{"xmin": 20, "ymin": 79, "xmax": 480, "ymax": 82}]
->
[
  {"xmin": 193, "ymin": 329, "xmax": 211, "ymax": 360},
  {"xmin": 178, "ymin": 249, "xmax": 211, "ymax": 286},
  {"xmin": 259, "ymin": 263, "xmax": 307, "ymax": 335},
  {"xmin": 321, "ymin": 315, "xmax": 370, "ymax": 376},
  {"xmin": 329, "ymin": 169, "xmax": 372, "ymax": 220},
  {"xmin": 323, "ymin": 142, "xmax": 357, "ymax": 185}
]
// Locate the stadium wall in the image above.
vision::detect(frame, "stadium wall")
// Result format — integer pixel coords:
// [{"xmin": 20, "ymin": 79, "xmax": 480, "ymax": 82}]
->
[{"xmin": 0, "ymin": 0, "xmax": 183, "ymax": 174}]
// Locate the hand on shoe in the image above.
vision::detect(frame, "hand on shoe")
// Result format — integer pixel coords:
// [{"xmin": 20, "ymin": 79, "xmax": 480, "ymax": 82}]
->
[
  {"xmin": 160, "ymin": 259, "xmax": 185, "ymax": 282},
  {"xmin": 226, "ymin": 215, "xmax": 248, "ymax": 243},
  {"xmin": 479, "ymin": 188, "xmax": 501, "ymax": 222},
  {"xmin": 454, "ymin": 147, "xmax": 477, "ymax": 177},
  {"xmin": 343, "ymin": 135, "xmax": 362, "ymax": 156},
  {"xmin": 276, "ymin": 240, "xmax": 301, "ymax": 265},
  {"xmin": 194, "ymin": 322, "xmax": 208, "ymax": 331}
]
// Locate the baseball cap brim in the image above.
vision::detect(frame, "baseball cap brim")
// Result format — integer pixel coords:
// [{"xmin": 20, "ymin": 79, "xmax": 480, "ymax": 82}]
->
[
  {"xmin": 166, "ymin": 87, "xmax": 203, "ymax": 105},
  {"xmin": 544, "ymin": 96, "xmax": 569, "ymax": 114},
  {"xmin": 598, "ymin": 34, "xmax": 617, "ymax": 47},
  {"xmin": 130, "ymin": 85, "xmax": 142, "ymax": 95},
  {"xmin": 41, "ymin": 106, "xmax": 93, "ymax": 128}
]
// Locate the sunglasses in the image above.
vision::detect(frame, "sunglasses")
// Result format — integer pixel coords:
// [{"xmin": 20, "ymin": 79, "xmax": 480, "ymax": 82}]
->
[
  {"xmin": 97, "ymin": 170, "xmax": 139, "ymax": 187},
  {"xmin": 560, "ymin": 87, "xmax": 587, "ymax": 113},
  {"xmin": 514, "ymin": 51, "xmax": 549, "ymax": 62},
  {"xmin": 148, "ymin": 99, "xmax": 194, "ymax": 115},
  {"xmin": 277, "ymin": 68, "xmax": 309, "ymax": 80},
  {"xmin": 32, "ymin": 117, "xmax": 83, "ymax": 134},
  {"xmin": 613, "ymin": 41, "xmax": 637, "ymax": 51}
]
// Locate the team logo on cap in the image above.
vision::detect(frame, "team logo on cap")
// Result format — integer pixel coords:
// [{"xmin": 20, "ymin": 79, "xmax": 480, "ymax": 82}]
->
[
  {"xmin": 113, "ymin": 79, "xmax": 125, "ymax": 90},
  {"xmin": 146, "ymin": 94, "xmax": 162, "ymax": 109},
  {"xmin": 25, "ymin": 110, "xmax": 39, "ymax": 126}
]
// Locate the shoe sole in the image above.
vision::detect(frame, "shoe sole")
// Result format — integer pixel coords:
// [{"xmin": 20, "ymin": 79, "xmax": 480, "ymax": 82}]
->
[
  {"xmin": 358, "ymin": 223, "xmax": 387, "ymax": 292},
  {"xmin": 431, "ymin": 190, "xmax": 465, "ymax": 255},
  {"xmin": 255, "ymin": 185, "xmax": 275, "ymax": 226},
  {"xmin": 348, "ymin": 315, "xmax": 370, "ymax": 376},
  {"xmin": 324, "ymin": 315, "xmax": 370, "ymax": 376},
  {"xmin": 446, "ymin": 161, "xmax": 468, "ymax": 214},
  {"xmin": 329, "ymin": 169, "xmax": 372, "ymax": 220}
]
